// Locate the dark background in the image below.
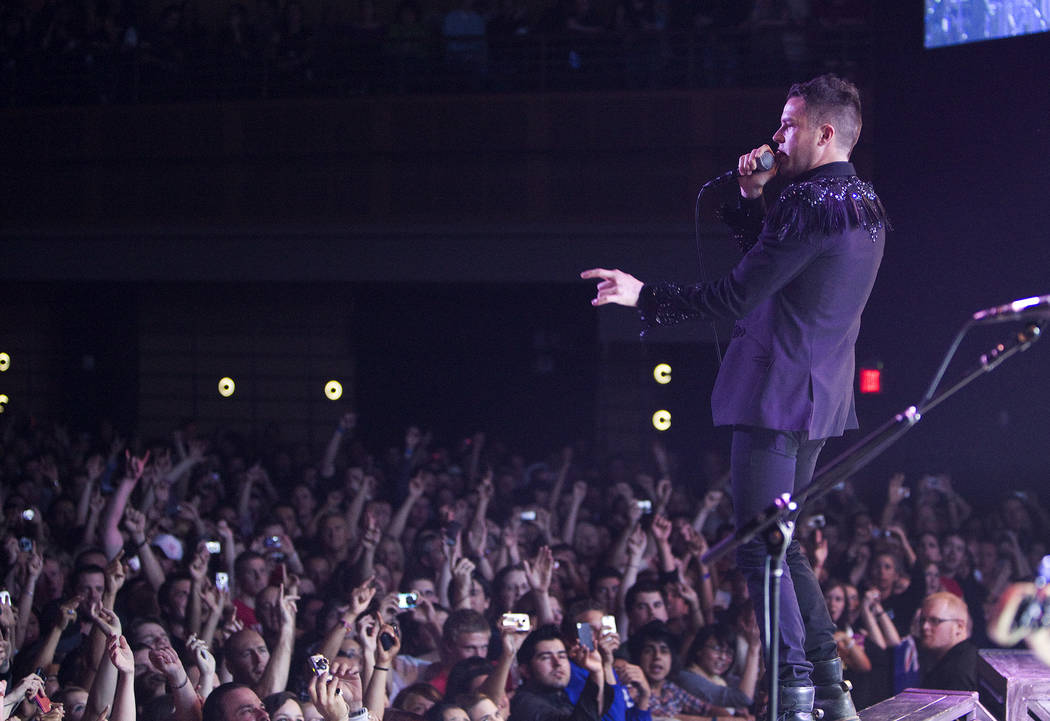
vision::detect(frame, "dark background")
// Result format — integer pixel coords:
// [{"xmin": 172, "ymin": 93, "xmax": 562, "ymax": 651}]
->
[{"xmin": 2, "ymin": 4, "xmax": 1048, "ymax": 501}]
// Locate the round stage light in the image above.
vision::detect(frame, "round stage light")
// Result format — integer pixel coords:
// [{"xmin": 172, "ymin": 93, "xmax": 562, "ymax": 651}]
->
[
  {"xmin": 653, "ymin": 363, "xmax": 671, "ymax": 384},
  {"xmin": 0, "ymin": 394, "xmax": 8, "ymax": 413},
  {"xmin": 218, "ymin": 377, "xmax": 236, "ymax": 397},
  {"xmin": 652, "ymin": 409, "xmax": 671, "ymax": 431},
  {"xmin": 325, "ymin": 380, "xmax": 343, "ymax": 400},
  {"xmin": 0, "ymin": 353, "xmax": 9, "ymax": 372}
]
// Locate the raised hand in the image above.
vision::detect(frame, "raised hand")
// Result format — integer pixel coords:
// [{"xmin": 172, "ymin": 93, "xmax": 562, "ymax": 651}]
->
[
  {"xmin": 671, "ymin": 580, "xmax": 699, "ymax": 610},
  {"xmin": 57, "ymin": 596, "xmax": 81, "ymax": 630},
  {"xmin": 887, "ymin": 472, "xmax": 907, "ymax": 503},
  {"xmin": 813, "ymin": 529, "xmax": 829, "ymax": 568},
  {"xmin": 88, "ymin": 489, "xmax": 106, "ymax": 516},
  {"xmin": 452, "ymin": 558, "xmax": 476, "ymax": 601},
  {"xmin": 85, "ymin": 454, "xmax": 105, "ymax": 482},
  {"xmin": 216, "ymin": 519, "xmax": 234, "ymax": 544},
  {"xmin": 122, "ymin": 507, "xmax": 147, "ymax": 544},
  {"xmin": 188, "ymin": 545, "xmax": 210, "ymax": 582},
  {"xmin": 374, "ymin": 620, "xmax": 401, "ymax": 666},
  {"xmin": 568, "ymin": 641, "xmax": 603, "ymax": 676},
  {"xmin": 356, "ymin": 613, "xmax": 379, "ymax": 658},
  {"xmin": 308, "ymin": 668, "xmax": 351, "ymax": 721},
  {"xmin": 626, "ymin": 524, "xmax": 646, "ymax": 562},
  {"xmin": 654, "ymin": 478, "xmax": 672, "ymax": 508},
  {"xmin": 348, "ymin": 576, "xmax": 377, "ymax": 619},
  {"xmin": 651, "ymin": 515, "xmax": 672, "ymax": 545},
  {"xmin": 124, "ymin": 449, "xmax": 151, "ymax": 482},
  {"xmin": 149, "ymin": 645, "xmax": 190, "ymax": 689},
  {"xmin": 523, "ymin": 546, "xmax": 554, "ymax": 593},
  {"xmin": 89, "ymin": 601, "xmax": 122, "ymax": 637},
  {"xmin": 613, "ymin": 661, "xmax": 651, "ymax": 706},
  {"xmin": 596, "ymin": 628, "xmax": 621, "ymax": 664},
  {"xmin": 278, "ymin": 584, "xmax": 299, "ymax": 629},
  {"xmin": 339, "ymin": 412, "xmax": 357, "ymax": 433},
  {"xmin": 108, "ymin": 635, "xmax": 135, "ymax": 675},
  {"xmin": 571, "ymin": 480, "xmax": 588, "ymax": 506},
  {"xmin": 187, "ymin": 634, "xmax": 216, "ymax": 677},
  {"xmin": 104, "ymin": 551, "xmax": 127, "ymax": 597}
]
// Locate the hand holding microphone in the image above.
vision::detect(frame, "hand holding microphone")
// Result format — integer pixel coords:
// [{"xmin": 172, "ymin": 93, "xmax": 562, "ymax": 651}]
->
[{"xmin": 737, "ymin": 145, "xmax": 778, "ymax": 199}]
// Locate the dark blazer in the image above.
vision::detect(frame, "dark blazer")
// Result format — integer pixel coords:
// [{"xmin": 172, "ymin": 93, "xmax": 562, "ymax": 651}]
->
[{"xmin": 639, "ymin": 161, "xmax": 887, "ymax": 439}]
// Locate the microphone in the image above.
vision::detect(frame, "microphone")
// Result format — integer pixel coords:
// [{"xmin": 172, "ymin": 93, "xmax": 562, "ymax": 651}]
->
[
  {"xmin": 972, "ymin": 295, "xmax": 1050, "ymax": 324},
  {"xmin": 705, "ymin": 150, "xmax": 776, "ymax": 187}
]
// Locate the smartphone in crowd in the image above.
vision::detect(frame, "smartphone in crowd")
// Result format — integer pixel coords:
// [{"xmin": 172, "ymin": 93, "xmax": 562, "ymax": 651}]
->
[{"xmin": 501, "ymin": 613, "xmax": 531, "ymax": 633}]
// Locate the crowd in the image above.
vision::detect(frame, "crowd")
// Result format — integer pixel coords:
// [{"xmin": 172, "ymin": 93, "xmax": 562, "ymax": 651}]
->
[
  {"xmin": 0, "ymin": 406, "xmax": 1045, "ymax": 721},
  {"xmin": 0, "ymin": 0, "xmax": 871, "ymax": 103}
]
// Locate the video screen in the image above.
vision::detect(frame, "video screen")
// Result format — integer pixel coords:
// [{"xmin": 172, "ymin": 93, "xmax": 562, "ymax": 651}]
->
[{"xmin": 925, "ymin": 0, "xmax": 1049, "ymax": 48}]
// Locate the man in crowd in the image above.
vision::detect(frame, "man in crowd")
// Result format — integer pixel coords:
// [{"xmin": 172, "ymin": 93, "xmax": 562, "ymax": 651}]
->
[
  {"xmin": 918, "ymin": 592, "xmax": 977, "ymax": 691},
  {"xmin": 510, "ymin": 624, "xmax": 607, "ymax": 721}
]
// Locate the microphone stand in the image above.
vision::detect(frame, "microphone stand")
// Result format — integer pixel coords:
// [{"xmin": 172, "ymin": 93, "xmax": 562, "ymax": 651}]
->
[{"xmin": 702, "ymin": 320, "xmax": 1044, "ymax": 721}]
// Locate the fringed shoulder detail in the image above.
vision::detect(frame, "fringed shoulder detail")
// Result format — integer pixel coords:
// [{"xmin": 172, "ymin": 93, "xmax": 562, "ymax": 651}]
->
[{"xmin": 765, "ymin": 176, "xmax": 891, "ymax": 244}]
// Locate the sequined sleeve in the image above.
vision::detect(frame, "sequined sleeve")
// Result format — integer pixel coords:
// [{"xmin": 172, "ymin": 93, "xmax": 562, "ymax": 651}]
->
[
  {"xmin": 718, "ymin": 196, "xmax": 766, "ymax": 253},
  {"xmin": 637, "ymin": 281, "xmax": 702, "ymax": 335}
]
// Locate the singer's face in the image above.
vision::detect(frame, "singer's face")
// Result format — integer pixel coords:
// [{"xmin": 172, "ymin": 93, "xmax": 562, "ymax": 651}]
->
[{"xmin": 772, "ymin": 97, "xmax": 819, "ymax": 177}]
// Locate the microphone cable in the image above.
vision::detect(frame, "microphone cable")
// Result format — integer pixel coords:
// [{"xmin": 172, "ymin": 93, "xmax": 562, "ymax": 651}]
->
[{"xmin": 694, "ymin": 174, "xmax": 727, "ymax": 367}]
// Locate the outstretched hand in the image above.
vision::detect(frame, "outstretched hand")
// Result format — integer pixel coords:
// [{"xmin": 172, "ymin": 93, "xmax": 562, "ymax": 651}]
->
[{"xmin": 580, "ymin": 269, "xmax": 644, "ymax": 308}]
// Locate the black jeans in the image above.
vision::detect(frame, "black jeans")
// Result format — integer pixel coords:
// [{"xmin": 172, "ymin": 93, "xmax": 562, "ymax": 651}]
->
[{"xmin": 730, "ymin": 426, "xmax": 838, "ymax": 686}]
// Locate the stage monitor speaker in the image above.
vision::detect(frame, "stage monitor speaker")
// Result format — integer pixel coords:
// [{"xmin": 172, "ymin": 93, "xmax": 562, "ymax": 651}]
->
[
  {"xmin": 858, "ymin": 688, "xmax": 995, "ymax": 721},
  {"xmin": 978, "ymin": 649, "xmax": 1050, "ymax": 721}
]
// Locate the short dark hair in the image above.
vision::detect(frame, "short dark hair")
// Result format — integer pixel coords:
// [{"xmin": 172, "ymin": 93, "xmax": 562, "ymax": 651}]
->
[
  {"xmin": 423, "ymin": 703, "xmax": 466, "ymax": 721},
  {"xmin": 233, "ymin": 551, "xmax": 265, "ymax": 580},
  {"xmin": 787, "ymin": 74, "xmax": 862, "ymax": 153},
  {"xmin": 263, "ymin": 692, "xmax": 301, "ymax": 719},
  {"xmin": 624, "ymin": 579, "xmax": 665, "ymax": 613},
  {"xmin": 561, "ymin": 598, "xmax": 604, "ymax": 639},
  {"xmin": 686, "ymin": 623, "xmax": 737, "ymax": 667},
  {"xmin": 442, "ymin": 609, "xmax": 490, "ymax": 645},
  {"xmin": 516, "ymin": 623, "xmax": 564, "ymax": 667},
  {"xmin": 628, "ymin": 621, "xmax": 681, "ymax": 674},
  {"xmin": 203, "ymin": 683, "xmax": 253, "ymax": 721}
]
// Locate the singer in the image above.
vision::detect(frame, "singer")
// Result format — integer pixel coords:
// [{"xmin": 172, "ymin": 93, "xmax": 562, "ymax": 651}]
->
[{"xmin": 582, "ymin": 74, "xmax": 889, "ymax": 721}]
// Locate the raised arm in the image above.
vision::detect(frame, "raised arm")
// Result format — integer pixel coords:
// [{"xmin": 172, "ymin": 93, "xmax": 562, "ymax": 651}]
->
[
  {"xmin": 547, "ymin": 446, "xmax": 574, "ymax": 515},
  {"xmin": 561, "ymin": 481, "xmax": 588, "ymax": 551},
  {"xmin": 879, "ymin": 473, "xmax": 908, "ymax": 529},
  {"xmin": 364, "ymin": 620, "xmax": 400, "ymax": 715},
  {"xmin": 523, "ymin": 546, "xmax": 556, "ymax": 626},
  {"xmin": 321, "ymin": 413, "xmax": 356, "ymax": 480},
  {"xmin": 100, "ymin": 451, "xmax": 150, "ymax": 559},
  {"xmin": 387, "ymin": 473, "xmax": 425, "ymax": 543},
  {"xmin": 14, "ymin": 552, "xmax": 43, "ymax": 650},
  {"xmin": 480, "ymin": 622, "xmax": 526, "ymax": 710},
  {"xmin": 124, "ymin": 507, "xmax": 165, "ymax": 591},
  {"xmin": 345, "ymin": 475, "xmax": 376, "ymax": 544},
  {"xmin": 107, "ymin": 635, "xmax": 137, "ymax": 721},
  {"xmin": 256, "ymin": 584, "xmax": 298, "ymax": 697},
  {"xmin": 85, "ymin": 605, "xmax": 122, "ymax": 720},
  {"xmin": 149, "ymin": 646, "xmax": 202, "ymax": 721},
  {"xmin": 30, "ymin": 595, "xmax": 80, "ymax": 673}
]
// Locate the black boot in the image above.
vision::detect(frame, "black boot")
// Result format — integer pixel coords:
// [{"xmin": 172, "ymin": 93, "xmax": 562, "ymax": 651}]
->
[
  {"xmin": 776, "ymin": 685, "xmax": 820, "ymax": 721},
  {"xmin": 810, "ymin": 658, "xmax": 859, "ymax": 721}
]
